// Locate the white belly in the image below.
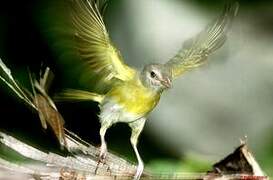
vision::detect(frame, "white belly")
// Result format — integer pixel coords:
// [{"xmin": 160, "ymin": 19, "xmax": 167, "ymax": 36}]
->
[{"xmin": 99, "ymin": 99, "xmax": 142, "ymax": 125}]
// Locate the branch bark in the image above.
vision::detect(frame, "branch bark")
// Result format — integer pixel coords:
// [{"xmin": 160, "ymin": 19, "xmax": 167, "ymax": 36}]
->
[{"xmin": 0, "ymin": 130, "xmax": 145, "ymax": 179}]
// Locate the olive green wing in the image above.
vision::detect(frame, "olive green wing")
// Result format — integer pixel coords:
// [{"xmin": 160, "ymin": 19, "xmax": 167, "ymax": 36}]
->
[
  {"xmin": 71, "ymin": 0, "xmax": 136, "ymax": 85},
  {"xmin": 165, "ymin": 2, "xmax": 239, "ymax": 79}
]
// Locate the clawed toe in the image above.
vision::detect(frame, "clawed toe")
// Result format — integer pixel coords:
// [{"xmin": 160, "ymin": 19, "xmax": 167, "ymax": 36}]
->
[
  {"xmin": 133, "ymin": 160, "xmax": 144, "ymax": 180},
  {"xmin": 94, "ymin": 145, "xmax": 108, "ymax": 174}
]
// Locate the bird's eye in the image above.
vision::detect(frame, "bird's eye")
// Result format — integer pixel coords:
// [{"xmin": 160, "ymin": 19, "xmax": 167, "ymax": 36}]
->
[{"xmin": 150, "ymin": 71, "xmax": 156, "ymax": 78}]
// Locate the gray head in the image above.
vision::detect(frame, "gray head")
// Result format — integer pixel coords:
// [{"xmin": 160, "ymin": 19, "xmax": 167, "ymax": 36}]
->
[{"xmin": 140, "ymin": 63, "xmax": 172, "ymax": 92}]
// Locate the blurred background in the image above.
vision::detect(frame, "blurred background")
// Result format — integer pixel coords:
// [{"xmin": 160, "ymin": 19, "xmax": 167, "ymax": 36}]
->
[{"xmin": 0, "ymin": 0, "xmax": 273, "ymax": 176}]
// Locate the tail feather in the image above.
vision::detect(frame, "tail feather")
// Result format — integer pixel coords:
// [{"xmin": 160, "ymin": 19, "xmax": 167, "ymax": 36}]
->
[{"xmin": 55, "ymin": 89, "xmax": 104, "ymax": 103}]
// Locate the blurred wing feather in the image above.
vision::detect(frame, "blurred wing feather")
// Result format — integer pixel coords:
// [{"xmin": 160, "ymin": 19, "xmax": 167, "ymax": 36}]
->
[
  {"xmin": 165, "ymin": 2, "xmax": 239, "ymax": 79},
  {"xmin": 71, "ymin": 0, "xmax": 136, "ymax": 84}
]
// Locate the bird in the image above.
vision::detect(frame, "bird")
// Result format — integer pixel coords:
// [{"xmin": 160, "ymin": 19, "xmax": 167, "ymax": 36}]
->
[{"xmin": 59, "ymin": 0, "xmax": 239, "ymax": 179}]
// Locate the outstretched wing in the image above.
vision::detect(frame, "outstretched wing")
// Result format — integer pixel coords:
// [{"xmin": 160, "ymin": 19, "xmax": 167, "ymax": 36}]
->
[
  {"xmin": 71, "ymin": 0, "xmax": 136, "ymax": 84},
  {"xmin": 165, "ymin": 2, "xmax": 239, "ymax": 79}
]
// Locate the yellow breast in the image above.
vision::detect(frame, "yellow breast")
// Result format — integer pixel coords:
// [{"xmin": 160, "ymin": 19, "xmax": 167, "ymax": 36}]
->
[{"xmin": 106, "ymin": 79, "xmax": 161, "ymax": 116}]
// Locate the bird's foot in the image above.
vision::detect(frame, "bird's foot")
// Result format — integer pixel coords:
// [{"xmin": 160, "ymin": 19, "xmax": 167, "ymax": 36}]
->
[
  {"xmin": 133, "ymin": 160, "xmax": 144, "ymax": 180},
  {"xmin": 98, "ymin": 142, "xmax": 107, "ymax": 162},
  {"xmin": 94, "ymin": 144, "xmax": 108, "ymax": 174}
]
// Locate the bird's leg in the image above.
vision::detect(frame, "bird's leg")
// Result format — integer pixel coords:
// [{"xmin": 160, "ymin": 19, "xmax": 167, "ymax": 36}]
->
[
  {"xmin": 99, "ymin": 126, "xmax": 108, "ymax": 161},
  {"xmin": 129, "ymin": 118, "xmax": 146, "ymax": 180},
  {"xmin": 95, "ymin": 121, "xmax": 112, "ymax": 174}
]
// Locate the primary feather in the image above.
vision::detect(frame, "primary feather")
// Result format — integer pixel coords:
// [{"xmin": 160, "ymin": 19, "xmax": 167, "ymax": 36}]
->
[
  {"xmin": 165, "ymin": 2, "xmax": 239, "ymax": 79},
  {"xmin": 70, "ymin": 0, "xmax": 136, "ymax": 88}
]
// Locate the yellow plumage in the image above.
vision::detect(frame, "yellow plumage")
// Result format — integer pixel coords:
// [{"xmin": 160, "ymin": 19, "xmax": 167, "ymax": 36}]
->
[
  {"xmin": 58, "ymin": 78, "xmax": 160, "ymax": 116},
  {"xmin": 107, "ymin": 79, "xmax": 160, "ymax": 115},
  {"xmin": 57, "ymin": 89, "xmax": 104, "ymax": 103}
]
